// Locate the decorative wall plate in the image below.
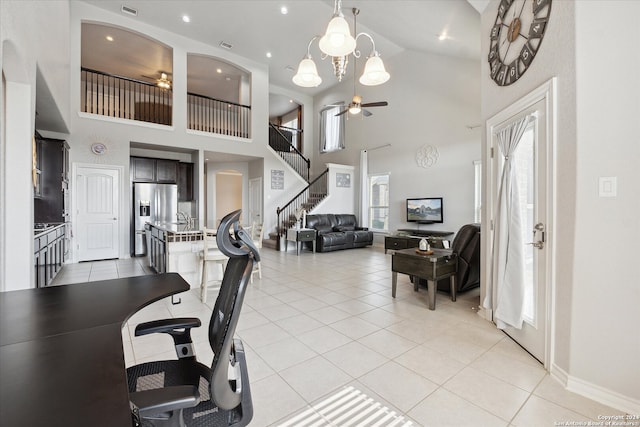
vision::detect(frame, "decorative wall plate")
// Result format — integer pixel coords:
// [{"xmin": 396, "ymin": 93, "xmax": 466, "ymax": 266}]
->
[
  {"xmin": 416, "ymin": 145, "xmax": 439, "ymax": 168},
  {"xmin": 91, "ymin": 142, "xmax": 107, "ymax": 155}
]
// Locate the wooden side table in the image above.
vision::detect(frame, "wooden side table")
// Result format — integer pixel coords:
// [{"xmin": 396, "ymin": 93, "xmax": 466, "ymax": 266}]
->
[
  {"xmin": 286, "ymin": 228, "xmax": 316, "ymax": 255},
  {"xmin": 391, "ymin": 248, "xmax": 457, "ymax": 310}
]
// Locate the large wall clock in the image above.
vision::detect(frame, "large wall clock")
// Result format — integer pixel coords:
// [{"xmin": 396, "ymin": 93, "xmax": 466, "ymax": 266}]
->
[{"xmin": 488, "ymin": 0, "xmax": 552, "ymax": 86}]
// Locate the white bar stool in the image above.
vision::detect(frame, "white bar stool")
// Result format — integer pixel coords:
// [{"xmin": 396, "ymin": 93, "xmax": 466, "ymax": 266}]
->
[{"xmin": 199, "ymin": 228, "xmax": 228, "ymax": 302}]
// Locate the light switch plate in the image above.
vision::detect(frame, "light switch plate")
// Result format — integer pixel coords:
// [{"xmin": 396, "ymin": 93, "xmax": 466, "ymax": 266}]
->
[{"xmin": 599, "ymin": 176, "xmax": 617, "ymax": 197}]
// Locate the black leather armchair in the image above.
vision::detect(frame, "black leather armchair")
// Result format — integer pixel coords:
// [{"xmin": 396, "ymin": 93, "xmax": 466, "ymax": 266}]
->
[
  {"xmin": 127, "ymin": 210, "xmax": 257, "ymax": 427},
  {"xmin": 442, "ymin": 223, "xmax": 481, "ymax": 297}
]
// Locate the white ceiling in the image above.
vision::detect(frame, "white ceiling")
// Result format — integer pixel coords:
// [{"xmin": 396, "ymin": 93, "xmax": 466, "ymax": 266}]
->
[{"xmin": 80, "ymin": 0, "xmax": 484, "ymax": 102}]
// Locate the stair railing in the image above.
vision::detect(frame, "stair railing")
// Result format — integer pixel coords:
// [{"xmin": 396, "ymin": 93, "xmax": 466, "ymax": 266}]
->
[
  {"xmin": 276, "ymin": 168, "xmax": 329, "ymax": 245},
  {"xmin": 269, "ymin": 123, "xmax": 310, "ymax": 181}
]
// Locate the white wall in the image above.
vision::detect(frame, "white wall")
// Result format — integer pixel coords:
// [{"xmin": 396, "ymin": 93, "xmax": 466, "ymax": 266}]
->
[
  {"xmin": 313, "ymin": 49, "xmax": 481, "ymax": 236},
  {"xmin": 481, "ymin": 0, "xmax": 639, "ymax": 412},
  {"xmin": 311, "ymin": 164, "xmax": 355, "ymax": 215},
  {"xmin": 1, "ymin": 0, "xmax": 70, "ymax": 290},
  {"xmin": 571, "ymin": 0, "xmax": 640, "ymax": 408}
]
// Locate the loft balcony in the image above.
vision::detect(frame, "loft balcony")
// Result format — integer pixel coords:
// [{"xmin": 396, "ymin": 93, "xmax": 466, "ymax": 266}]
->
[{"xmin": 80, "ymin": 67, "xmax": 251, "ymax": 138}]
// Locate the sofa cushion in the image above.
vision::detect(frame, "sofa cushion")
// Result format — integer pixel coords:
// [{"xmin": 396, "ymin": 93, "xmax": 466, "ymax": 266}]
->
[
  {"xmin": 315, "ymin": 225, "xmax": 333, "ymax": 235},
  {"xmin": 333, "ymin": 225, "xmax": 355, "ymax": 232}
]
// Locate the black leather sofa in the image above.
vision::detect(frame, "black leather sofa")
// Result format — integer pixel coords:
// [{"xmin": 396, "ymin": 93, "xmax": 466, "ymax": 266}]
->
[{"xmin": 305, "ymin": 214, "xmax": 373, "ymax": 252}]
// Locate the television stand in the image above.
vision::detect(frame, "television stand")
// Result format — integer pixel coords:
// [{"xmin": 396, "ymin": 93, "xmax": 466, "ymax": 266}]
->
[{"xmin": 385, "ymin": 229, "xmax": 454, "ymax": 254}]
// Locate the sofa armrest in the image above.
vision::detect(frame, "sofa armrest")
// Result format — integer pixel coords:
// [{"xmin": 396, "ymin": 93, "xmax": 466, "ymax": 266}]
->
[{"xmin": 355, "ymin": 226, "xmax": 369, "ymax": 231}]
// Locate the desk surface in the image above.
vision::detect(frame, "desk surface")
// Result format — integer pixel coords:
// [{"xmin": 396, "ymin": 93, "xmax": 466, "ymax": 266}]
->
[{"xmin": 0, "ymin": 273, "xmax": 189, "ymax": 427}]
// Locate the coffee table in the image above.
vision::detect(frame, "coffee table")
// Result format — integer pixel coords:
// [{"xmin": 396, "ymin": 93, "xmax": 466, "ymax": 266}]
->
[{"xmin": 391, "ymin": 248, "xmax": 457, "ymax": 310}]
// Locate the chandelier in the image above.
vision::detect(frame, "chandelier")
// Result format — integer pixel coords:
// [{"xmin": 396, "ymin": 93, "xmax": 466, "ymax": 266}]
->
[{"xmin": 292, "ymin": 0, "xmax": 390, "ymax": 88}]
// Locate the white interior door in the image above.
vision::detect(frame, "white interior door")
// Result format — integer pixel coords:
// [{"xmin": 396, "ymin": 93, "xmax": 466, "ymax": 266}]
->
[
  {"xmin": 486, "ymin": 80, "xmax": 555, "ymax": 366},
  {"xmin": 75, "ymin": 165, "xmax": 120, "ymax": 261},
  {"xmin": 248, "ymin": 177, "xmax": 263, "ymax": 225}
]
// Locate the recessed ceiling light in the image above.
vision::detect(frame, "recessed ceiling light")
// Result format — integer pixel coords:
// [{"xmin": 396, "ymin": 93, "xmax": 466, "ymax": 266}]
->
[
  {"xmin": 266, "ymin": 52, "xmax": 272, "ymax": 58},
  {"xmin": 289, "ymin": 99, "xmax": 293, "ymax": 103},
  {"xmin": 280, "ymin": 6, "xmax": 288, "ymax": 15},
  {"xmin": 225, "ymin": 77, "xmax": 231, "ymax": 81},
  {"xmin": 438, "ymin": 32, "xmax": 448, "ymax": 41},
  {"xmin": 182, "ymin": 15, "xmax": 190, "ymax": 23},
  {"xmin": 216, "ymin": 68, "xmax": 222, "ymax": 74},
  {"xmin": 106, "ymin": 35, "xmax": 114, "ymax": 42}
]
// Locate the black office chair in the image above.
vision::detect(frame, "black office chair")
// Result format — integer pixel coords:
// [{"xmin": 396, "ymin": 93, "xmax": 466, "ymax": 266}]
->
[{"xmin": 127, "ymin": 210, "xmax": 258, "ymax": 427}]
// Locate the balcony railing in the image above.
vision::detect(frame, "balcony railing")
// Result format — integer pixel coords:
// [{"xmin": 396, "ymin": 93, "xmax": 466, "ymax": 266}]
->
[
  {"xmin": 81, "ymin": 67, "xmax": 172, "ymax": 125},
  {"xmin": 81, "ymin": 68, "xmax": 252, "ymax": 137},
  {"xmin": 187, "ymin": 93, "xmax": 251, "ymax": 138}
]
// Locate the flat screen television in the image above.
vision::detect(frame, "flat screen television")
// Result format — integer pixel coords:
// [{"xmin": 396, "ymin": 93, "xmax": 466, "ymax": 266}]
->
[{"xmin": 406, "ymin": 197, "xmax": 443, "ymax": 224}]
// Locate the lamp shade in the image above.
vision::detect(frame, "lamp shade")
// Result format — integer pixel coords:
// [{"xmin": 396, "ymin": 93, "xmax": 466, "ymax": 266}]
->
[
  {"xmin": 292, "ymin": 57, "xmax": 322, "ymax": 87},
  {"xmin": 359, "ymin": 54, "xmax": 390, "ymax": 86},
  {"xmin": 318, "ymin": 15, "xmax": 356, "ymax": 57}
]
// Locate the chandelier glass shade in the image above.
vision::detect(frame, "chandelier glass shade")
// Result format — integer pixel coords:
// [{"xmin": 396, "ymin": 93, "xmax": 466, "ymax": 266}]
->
[
  {"xmin": 157, "ymin": 72, "xmax": 172, "ymax": 90},
  {"xmin": 292, "ymin": 0, "xmax": 389, "ymax": 88}
]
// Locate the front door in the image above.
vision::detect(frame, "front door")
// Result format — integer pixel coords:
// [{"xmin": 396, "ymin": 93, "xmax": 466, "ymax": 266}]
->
[
  {"xmin": 486, "ymin": 80, "xmax": 555, "ymax": 366},
  {"xmin": 75, "ymin": 165, "xmax": 120, "ymax": 261}
]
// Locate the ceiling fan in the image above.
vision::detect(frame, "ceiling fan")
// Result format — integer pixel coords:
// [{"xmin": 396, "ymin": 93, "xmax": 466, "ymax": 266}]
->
[
  {"xmin": 141, "ymin": 71, "xmax": 172, "ymax": 89},
  {"xmin": 335, "ymin": 95, "xmax": 388, "ymax": 117}
]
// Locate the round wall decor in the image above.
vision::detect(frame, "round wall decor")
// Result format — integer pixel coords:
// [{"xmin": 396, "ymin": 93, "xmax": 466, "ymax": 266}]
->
[
  {"xmin": 91, "ymin": 142, "xmax": 107, "ymax": 155},
  {"xmin": 416, "ymin": 145, "xmax": 439, "ymax": 168}
]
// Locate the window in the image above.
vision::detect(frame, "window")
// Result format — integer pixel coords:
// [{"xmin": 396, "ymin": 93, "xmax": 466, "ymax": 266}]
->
[
  {"xmin": 368, "ymin": 173, "xmax": 389, "ymax": 231},
  {"xmin": 320, "ymin": 103, "xmax": 345, "ymax": 153}
]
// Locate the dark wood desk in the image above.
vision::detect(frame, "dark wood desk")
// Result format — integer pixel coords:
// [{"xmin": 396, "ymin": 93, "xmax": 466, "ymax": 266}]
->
[
  {"xmin": 0, "ymin": 273, "xmax": 189, "ymax": 427},
  {"xmin": 391, "ymin": 248, "xmax": 457, "ymax": 310}
]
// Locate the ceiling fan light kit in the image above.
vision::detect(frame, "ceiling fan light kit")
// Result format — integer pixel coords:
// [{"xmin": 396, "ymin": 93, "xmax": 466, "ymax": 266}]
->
[
  {"xmin": 292, "ymin": 0, "xmax": 390, "ymax": 88},
  {"xmin": 156, "ymin": 72, "xmax": 172, "ymax": 90}
]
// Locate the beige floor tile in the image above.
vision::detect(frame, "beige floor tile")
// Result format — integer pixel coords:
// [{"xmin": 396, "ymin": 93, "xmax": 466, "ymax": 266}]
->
[
  {"xmin": 359, "ymin": 361, "xmax": 438, "ymax": 413},
  {"xmin": 443, "ymin": 367, "xmax": 530, "ymax": 421},
  {"xmin": 329, "ymin": 316, "xmax": 380, "ymax": 340},
  {"xmin": 279, "ymin": 356, "xmax": 352, "ymax": 402},
  {"xmin": 253, "ymin": 336, "xmax": 317, "ymax": 372},
  {"xmin": 511, "ymin": 395, "xmax": 590, "ymax": 426},
  {"xmin": 358, "ymin": 329, "xmax": 418, "ymax": 359},
  {"xmin": 533, "ymin": 375, "xmax": 623, "ymax": 420},
  {"xmin": 274, "ymin": 313, "xmax": 325, "ymax": 335},
  {"xmin": 395, "ymin": 343, "xmax": 467, "ymax": 385},
  {"xmin": 408, "ymin": 388, "xmax": 508, "ymax": 427},
  {"xmin": 470, "ymin": 350, "xmax": 546, "ymax": 392},
  {"xmin": 297, "ymin": 326, "xmax": 351, "ymax": 354},
  {"xmin": 235, "ymin": 322, "xmax": 291, "ymax": 349},
  {"xmin": 251, "ymin": 374, "xmax": 308, "ymax": 427},
  {"xmin": 324, "ymin": 341, "xmax": 389, "ymax": 378},
  {"xmin": 258, "ymin": 302, "xmax": 302, "ymax": 322},
  {"xmin": 306, "ymin": 305, "xmax": 351, "ymax": 324}
]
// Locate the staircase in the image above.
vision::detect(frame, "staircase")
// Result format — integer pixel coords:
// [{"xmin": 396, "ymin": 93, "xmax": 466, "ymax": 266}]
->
[
  {"xmin": 264, "ymin": 169, "xmax": 329, "ymax": 250},
  {"xmin": 269, "ymin": 123, "xmax": 309, "ymax": 181},
  {"xmin": 266, "ymin": 124, "xmax": 328, "ymax": 250}
]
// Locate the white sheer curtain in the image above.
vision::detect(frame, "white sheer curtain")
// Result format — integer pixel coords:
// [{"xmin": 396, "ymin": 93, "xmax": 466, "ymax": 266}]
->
[
  {"xmin": 484, "ymin": 115, "xmax": 531, "ymax": 329},
  {"xmin": 360, "ymin": 150, "xmax": 369, "ymax": 228},
  {"xmin": 320, "ymin": 105, "xmax": 344, "ymax": 152}
]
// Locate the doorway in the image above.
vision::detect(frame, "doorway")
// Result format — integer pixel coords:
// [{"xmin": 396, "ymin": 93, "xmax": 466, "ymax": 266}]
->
[
  {"xmin": 74, "ymin": 164, "xmax": 121, "ymax": 262},
  {"xmin": 215, "ymin": 171, "xmax": 242, "ymax": 223},
  {"xmin": 484, "ymin": 79, "xmax": 556, "ymax": 367}
]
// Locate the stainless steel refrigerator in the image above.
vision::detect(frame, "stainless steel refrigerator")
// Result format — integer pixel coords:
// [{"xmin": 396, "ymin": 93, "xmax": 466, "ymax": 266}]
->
[{"xmin": 132, "ymin": 183, "xmax": 178, "ymax": 256}]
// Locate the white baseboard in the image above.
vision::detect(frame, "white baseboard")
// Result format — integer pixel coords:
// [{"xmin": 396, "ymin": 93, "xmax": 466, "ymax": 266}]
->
[
  {"xmin": 477, "ymin": 306, "xmax": 492, "ymax": 322},
  {"xmin": 551, "ymin": 363, "xmax": 640, "ymax": 414}
]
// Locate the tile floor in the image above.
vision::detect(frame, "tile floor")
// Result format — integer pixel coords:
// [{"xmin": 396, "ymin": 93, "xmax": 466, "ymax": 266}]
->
[{"xmin": 52, "ymin": 246, "xmax": 620, "ymax": 426}]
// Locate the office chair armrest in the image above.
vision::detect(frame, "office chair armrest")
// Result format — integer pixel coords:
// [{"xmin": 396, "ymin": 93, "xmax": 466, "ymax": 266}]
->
[
  {"xmin": 134, "ymin": 318, "xmax": 201, "ymax": 337},
  {"xmin": 130, "ymin": 385, "xmax": 199, "ymax": 418},
  {"xmin": 135, "ymin": 318, "xmax": 202, "ymax": 358}
]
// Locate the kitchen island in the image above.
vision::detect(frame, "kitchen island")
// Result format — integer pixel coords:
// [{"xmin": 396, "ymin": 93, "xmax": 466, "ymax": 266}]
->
[{"xmin": 146, "ymin": 221, "xmax": 217, "ymax": 288}]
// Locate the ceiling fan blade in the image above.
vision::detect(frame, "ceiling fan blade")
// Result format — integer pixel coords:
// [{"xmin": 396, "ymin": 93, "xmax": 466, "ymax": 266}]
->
[
  {"xmin": 361, "ymin": 101, "xmax": 388, "ymax": 108},
  {"xmin": 363, "ymin": 109, "xmax": 373, "ymax": 117},
  {"xmin": 334, "ymin": 109, "xmax": 349, "ymax": 117}
]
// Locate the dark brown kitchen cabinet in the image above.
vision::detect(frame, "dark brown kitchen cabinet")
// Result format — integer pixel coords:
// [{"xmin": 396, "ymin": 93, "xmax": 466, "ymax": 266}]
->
[
  {"xmin": 34, "ymin": 224, "xmax": 65, "ymax": 287},
  {"xmin": 156, "ymin": 159, "xmax": 178, "ymax": 183},
  {"xmin": 130, "ymin": 157, "xmax": 178, "ymax": 183},
  {"xmin": 177, "ymin": 162, "xmax": 194, "ymax": 201},
  {"xmin": 34, "ymin": 135, "xmax": 70, "ymax": 224},
  {"xmin": 131, "ymin": 157, "xmax": 156, "ymax": 182}
]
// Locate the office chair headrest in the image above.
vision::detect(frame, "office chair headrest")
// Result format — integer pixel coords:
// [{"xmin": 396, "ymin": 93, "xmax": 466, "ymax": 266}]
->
[{"xmin": 216, "ymin": 209, "xmax": 261, "ymax": 262}]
